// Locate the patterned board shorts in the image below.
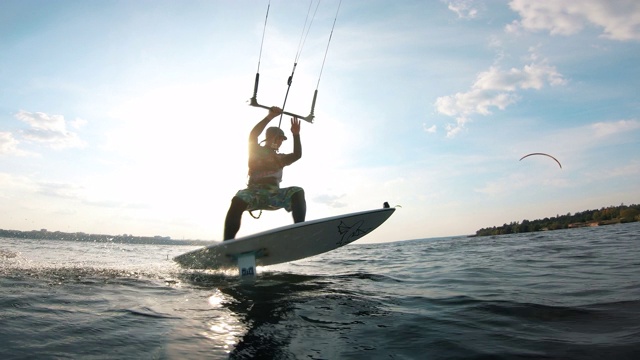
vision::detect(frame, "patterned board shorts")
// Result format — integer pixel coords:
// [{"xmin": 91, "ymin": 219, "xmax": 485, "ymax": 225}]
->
[{"xmin": 234, "ymin": 184, "xmax": 303, "ymax": 212}]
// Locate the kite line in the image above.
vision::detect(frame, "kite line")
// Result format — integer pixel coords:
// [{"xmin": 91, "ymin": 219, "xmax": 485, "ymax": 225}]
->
[{"xmin": 249, "ymin": 0, "xmax": 342, "ymax": 126}]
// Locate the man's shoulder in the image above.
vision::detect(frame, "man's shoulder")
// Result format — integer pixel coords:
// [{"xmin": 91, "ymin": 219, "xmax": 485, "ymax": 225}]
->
[{"xmin": 248, "ymin": 139, "xmax": 262, "ymax": 149}]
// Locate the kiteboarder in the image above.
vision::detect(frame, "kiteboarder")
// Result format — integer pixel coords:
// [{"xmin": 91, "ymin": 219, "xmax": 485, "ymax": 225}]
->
[{"xmin": 223, "ymin": 106, "xmax": 306, "ymax": 240}]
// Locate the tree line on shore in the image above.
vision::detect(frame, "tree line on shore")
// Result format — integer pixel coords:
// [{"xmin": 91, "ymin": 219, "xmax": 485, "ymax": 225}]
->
[
  {"xmin": 0, "ymin": 228, "xmax": 212, "ymax": 246},
  {"xmin": 475, "ymin": 203, "xmax": 640, "ymax": 237}
]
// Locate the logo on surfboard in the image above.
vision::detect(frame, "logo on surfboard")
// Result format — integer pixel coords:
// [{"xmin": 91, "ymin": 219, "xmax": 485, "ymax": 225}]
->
[{"xmin": 336, "ymin": 220, "xmax": 372, "ymax": 246}]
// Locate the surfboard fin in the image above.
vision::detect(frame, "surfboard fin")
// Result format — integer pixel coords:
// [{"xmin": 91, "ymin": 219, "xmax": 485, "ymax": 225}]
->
[{"xmin": 237, "ymin": 252, "xmax": 256, "ymax": 278}]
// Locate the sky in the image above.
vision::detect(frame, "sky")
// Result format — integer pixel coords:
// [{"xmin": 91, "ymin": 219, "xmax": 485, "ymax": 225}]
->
[{"xmin": 1, "ymin": 0, "xmax": 639, "ymax": 243}]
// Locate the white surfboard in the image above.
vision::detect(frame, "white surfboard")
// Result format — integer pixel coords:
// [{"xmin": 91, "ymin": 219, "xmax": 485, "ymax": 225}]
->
[{"xmin": 174, "ymin": 205, "xmax": 395, "ymax": 276}]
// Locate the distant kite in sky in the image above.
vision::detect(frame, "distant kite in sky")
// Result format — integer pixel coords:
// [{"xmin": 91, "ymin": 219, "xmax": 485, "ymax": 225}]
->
[{"xmin": 519, "ymin": 153, "xmax": 562, "ymax": 169}]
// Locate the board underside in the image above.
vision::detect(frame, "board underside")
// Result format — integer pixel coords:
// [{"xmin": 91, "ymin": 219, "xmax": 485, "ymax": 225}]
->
[{"xmin": 174, "ymin": 207, "xmax": 395, "ymax": 270}]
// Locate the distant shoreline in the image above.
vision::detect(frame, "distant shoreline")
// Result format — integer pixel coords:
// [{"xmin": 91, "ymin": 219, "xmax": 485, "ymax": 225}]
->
[
  {"xmin": 473, "ymin": 203, "xmax": 639, "ymax": 237},
  {"xmin": 0, "ymin": 228, "xmax": 213, "ymax": 246}
]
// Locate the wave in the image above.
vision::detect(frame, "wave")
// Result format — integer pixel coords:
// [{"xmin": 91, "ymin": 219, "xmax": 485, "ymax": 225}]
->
[
  {"xmin": 333, "ymin": 271, "xmax": 404, "ymax": 283},
  {"xmin": 124, "ymin": 306, "xmax": 180, "ymax": 319},
  {"xmin": 0, "ymin": 249, "xmax": 18, "ymax": 259},
  {"xmin": 0, "ymin": 265, "xmax": 176, "ymax": 287}
]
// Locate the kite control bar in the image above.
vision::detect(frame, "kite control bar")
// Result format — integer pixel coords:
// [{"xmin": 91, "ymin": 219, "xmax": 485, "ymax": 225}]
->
[
  {"xmin": 248, "ymin": 0, "xmax": 341, "ymax": 125},
  {"xmin": 249, "ymin": 96, "xmax": 315, "ymax": 124},
  {"xmin": 249, "ymin": 73, "xmax": 316, "ymax": 124}
]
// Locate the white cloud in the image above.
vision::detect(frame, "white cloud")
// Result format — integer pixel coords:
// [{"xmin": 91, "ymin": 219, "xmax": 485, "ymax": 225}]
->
[
  {"xmin": 0, "ymin": 173, "xmax": 35, "ymax": 198},
  {"xmin": 475, "ymin": 171, "xmax": 571, "ymax": 200},
  {"xmin": 540, "ymin": 118, "xmax": 640, "ymax": 151},
  {"xmin": 0, "ymin": 132, "xmax": 23, "ymax": 156},
  {"xmin": 435, "ymin": 60, "xmax": 565, "ymax": 137},
  {"xmin": 531, "ymin": 119, "xmax": 640, "ymax": 158},
  {"xmin": 445, "ymin": 0, "xmax": 480, "ymax": 19},
  {"xmin": 506, "ymin": 0, "xmax": 640, "ymax": 41},
  {"xmin": 423, "ymin": 124, "xmax": 437, "ymax": 133},
  {"xmin": 69, "ymin": 117, "xmax": 88, "ymax": 129},
  {"xmin": 15, "ymin": 110, "xmax": 85, "ymax": 149},
  {"xmin": 313, "ymin": 193, "xmax": 347, "ymax": 208},
  {"xmin": 590, "ymin": 119, "xmax": 640, "ymax": 137},
  {"xmin": 36, "ymin": 181, "xmax": 84, "ymax": 200}
]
